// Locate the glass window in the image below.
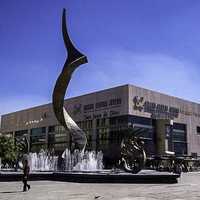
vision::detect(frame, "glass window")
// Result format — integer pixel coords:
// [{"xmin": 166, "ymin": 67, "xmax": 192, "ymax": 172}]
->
[
  {"xmin": 48, "ymin": 134, "xmax": 55, "ymax": 144},
  {"xmin": 132, "ymin": 126, "xmax": 154, "ymax": 139},
  {"xmin": 101, "ymin": 118, "xmax": 106, "ymax": 127},
  {"xmin": 143, "ymin": 139, "xmax": 155, "ymax": 155},
  {"xmin": 15, "ymin": 130, "xmax": 28, "ymax": 137},
  {"xmin": 54, "ymin": 125, "xmax": 69, "ymax": 143},
  {"xmin": 96, "ymin": 119, "xmax": 100, "ymax": 127},
  {"xmin": 31, "ymin": 127, "xmax": 46, "ymax": 136},
  {"xmin": 30, "ymin": 127, "xmax": 46, "ymax": 144},
  {"xmin": 48, "ymin": 126, "xmax": 55, "ymax": 133},
  {"xmin": 109, "ymin": 118, "xmax": 116, "ymax": 126},
  {"xmin": 95, "ymin": 101, "xmax": 107, "ymax": 109},
  {"xmin": 173, "ymin": 129, "xmax": 187, "ymax": 142},
  {"xmin": 197, "ymin": 126, "xmax": 200, "ymax": 135},
  {"xmin": 174, "ymin": 142, "xmax": 187, "ymax": 155},
  {"xmin": 30, "ymin": 135, "xmax": 46, "ymax": 143},
  {"xmin": 109, "ymin": 98, "xmax": 122, "ymax": 106},
  {"xmin": 128, "ymin": 115, "xmax": 152, "ymax": 126},
  {"xmin": 174, "ymin": 123, "xmax": 186, "ymax": 131}
]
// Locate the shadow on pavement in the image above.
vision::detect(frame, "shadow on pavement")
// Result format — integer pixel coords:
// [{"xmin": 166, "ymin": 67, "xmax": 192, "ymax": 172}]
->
[{"xmin": 0, "ymin": 191, "xmax": 23, "ymax": 194}]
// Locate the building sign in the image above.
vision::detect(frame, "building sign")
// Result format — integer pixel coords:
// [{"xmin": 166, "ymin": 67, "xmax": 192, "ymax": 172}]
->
[
  {"xmin": 83, "ymin": 110, "xmax": 120, "ymax": 120},
  {"xmin": 179, "ymin": 109, "xmax": 200, "ymax": 118},
  {"xmin": 133, "ymin": 96, "xmax": 145, "ymax": 112},
  {"xmin": 83, "ymin": 98, "xmax": 122, "ymax": 113},
  {"xmin": 25, "ymin": 118, "xmax": 44, "ymax": 126},
  {"xmin": 25, "ymin": 113, "xmax": 46, "ymax": 125},
  {"xmin": 133, "ymin": 96, "xmax": 179, "ymax": 119}
]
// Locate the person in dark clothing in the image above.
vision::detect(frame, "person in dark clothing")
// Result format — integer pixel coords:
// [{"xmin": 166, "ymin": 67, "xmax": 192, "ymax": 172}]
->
[{"xmin": 22, "ymin": 159, "xmax": 30, "ymax": 192}]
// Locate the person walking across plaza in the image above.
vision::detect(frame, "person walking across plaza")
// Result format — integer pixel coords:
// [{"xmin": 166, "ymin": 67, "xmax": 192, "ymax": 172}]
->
[{"xmin": 22, "ymin": 159, "xmax": 30, "ymax": 192}]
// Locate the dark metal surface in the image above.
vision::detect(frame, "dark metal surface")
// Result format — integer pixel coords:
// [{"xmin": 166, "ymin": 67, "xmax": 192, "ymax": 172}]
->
[
  {"xmin": 52, "ymin": 9, "xmax": 88, "ymax": 151},
  {"xmin": 15, "ymin": 135, "xmax": 29, "ymax": 154},
  {"xmin": 120, "ymin": 137, "xmax": 146, "ymax": 173}
]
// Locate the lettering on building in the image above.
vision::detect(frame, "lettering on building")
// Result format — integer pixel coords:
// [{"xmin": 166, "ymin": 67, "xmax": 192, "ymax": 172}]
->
[
  {"xmin": 133, "ymin": 96, "xmax": 145, "ymax": 111},
  {"xmin": 25, "ymin": 118, "xmax": 43, "ymax": 126},
  {"xmin": 133, "ymin": 96, "xmax": 179, "ymax": 119},
  {"xmin": 83, "ymin": 98, "xmax": 122, "ymax": 113}
]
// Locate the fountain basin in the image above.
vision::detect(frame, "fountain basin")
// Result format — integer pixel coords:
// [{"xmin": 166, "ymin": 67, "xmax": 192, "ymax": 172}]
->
[{"xmin": 0, "ymin": 170, "xmax": 180, "ymax": 183}]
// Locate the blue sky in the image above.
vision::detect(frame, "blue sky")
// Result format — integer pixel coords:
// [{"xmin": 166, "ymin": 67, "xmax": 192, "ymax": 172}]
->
[{"xmin": 0, "ymin": 0, "xmax": 200, "ymax": 116}]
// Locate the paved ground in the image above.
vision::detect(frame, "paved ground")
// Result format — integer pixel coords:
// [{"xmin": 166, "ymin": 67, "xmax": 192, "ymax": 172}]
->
[{"xmin": 0, "ymin": 172, "xmax": 200, "ymax": 200}]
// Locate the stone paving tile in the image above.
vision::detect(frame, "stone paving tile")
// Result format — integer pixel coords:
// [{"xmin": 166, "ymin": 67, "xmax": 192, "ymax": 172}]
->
[{"xmin": 0, "ymin": 172, "xmax": 200, "ymax": 200}]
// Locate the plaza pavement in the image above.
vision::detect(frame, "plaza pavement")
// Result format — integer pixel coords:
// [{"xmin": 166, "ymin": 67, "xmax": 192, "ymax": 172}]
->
[{"xmin": 0, "ymin": 172, "xmax": 200, "ymax": 200}]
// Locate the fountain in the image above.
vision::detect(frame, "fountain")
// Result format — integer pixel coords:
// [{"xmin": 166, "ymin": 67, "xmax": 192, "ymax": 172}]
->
[
  {"xmin": 62, "ymin": 149, "xmax": 103, "ymax": 171},
  {"xmin": 0, "ymin": 8, "xmax": 180, "ymax": 184},
  {"xmin": 27, "ymin": 149, "xmax": 103, "ymax": 172},
  {"xmin": 29, "ymin": 150, "xmax": 58, "ymax": 171}
]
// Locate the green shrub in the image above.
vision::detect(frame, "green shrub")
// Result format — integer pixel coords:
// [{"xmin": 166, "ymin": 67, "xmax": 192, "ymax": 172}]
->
[{"xmin": 0, "ymin": 135, "xmax": 18, "ymax": 166}]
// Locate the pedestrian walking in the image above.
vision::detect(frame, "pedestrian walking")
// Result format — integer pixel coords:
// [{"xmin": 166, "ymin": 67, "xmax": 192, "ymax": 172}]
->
[{"xmin": 22, "ymin": 159, "xmax": 30, "ymax": 192}]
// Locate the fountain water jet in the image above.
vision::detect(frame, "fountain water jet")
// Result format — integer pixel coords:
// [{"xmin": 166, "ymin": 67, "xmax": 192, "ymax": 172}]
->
[
  {"xmin": 28, "ymin": 150, "xmax": 58, "ymax": 171},
  {"xmin": 62, "ymin": 149, "xmax": 103, "ymax": 171},
  {"xmin": 27, "ymin": 149, "xmax": 103, "ymax": 172}
]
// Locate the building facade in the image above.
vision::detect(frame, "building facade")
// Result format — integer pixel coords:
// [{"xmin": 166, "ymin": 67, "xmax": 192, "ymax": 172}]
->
[{"xmin": 1, "ymin": 84, "xmax": 200, "ymax": 159}]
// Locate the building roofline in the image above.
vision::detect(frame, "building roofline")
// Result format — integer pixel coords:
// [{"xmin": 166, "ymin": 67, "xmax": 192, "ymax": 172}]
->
[
  {"xmin": 1, "ymin": 83, "xmax": 199, "ymax": 117},
  {"xmin": 127, "ymin": 83, "xmax": 200, "ymax": 106},
  {"xmin": 1, "ymin": 84, "xmax": 129, "ymax": 117}
]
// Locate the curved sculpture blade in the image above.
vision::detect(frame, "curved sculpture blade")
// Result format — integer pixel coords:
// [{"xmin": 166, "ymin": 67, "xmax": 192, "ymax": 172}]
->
[{"xmin": 52, "ymin": 9, "xmax": 88, "ymax": 151}]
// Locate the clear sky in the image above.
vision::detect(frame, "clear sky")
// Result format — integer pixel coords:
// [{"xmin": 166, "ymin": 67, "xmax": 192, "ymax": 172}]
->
[{"xmin": 0, "ymin": 0, "xmax": 200, "ymax": 116}]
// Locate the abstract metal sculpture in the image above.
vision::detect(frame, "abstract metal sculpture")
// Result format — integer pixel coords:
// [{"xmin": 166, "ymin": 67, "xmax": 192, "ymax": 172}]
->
[
  {"xmin": 120, "ymin": 136, "xmax": 146, "ymax": 173},
  {"xmin": 52, "ymin": 9, "xmax": 146, "ymax": 173},
  {"xmin": 15, "ymin": 135, "xmax": 30, "ymax": 168},
  {"xmin": 52, "ymin": 9, "xmax": 87, "ymax": 151},
  {"xmin": 15, "ymin": 135, "xmax": 30, "ymax": 155}
]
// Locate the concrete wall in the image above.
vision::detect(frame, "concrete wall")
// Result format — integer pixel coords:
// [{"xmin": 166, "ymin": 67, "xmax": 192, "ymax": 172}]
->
[
  {"xmin": 1, "ymin": 84, "xmax": 200, "ymax": 155},
  {"xmin": 0, "ymin": 85, "xmax": 128, "ymax": 134},
  {"xmin": 128, "ymin": 84, "xmax": 200, "ymax": 155}
]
